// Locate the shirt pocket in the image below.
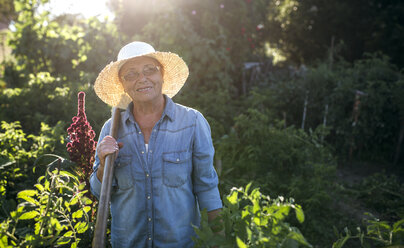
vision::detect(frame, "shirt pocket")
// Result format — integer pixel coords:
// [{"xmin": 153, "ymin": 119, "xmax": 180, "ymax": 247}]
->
[
  {"xmin": 113, "ymin": 156, "xmax": 134, "ymax": 190},
  {"xmin": 162, "ymin": 151, "xmax": 191, "ymax": 187}
]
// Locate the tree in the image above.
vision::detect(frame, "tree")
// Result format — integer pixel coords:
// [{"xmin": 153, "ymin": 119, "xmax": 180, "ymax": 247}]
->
[
  {"xmin": 263, "ymin": 0, "xmax": 404, "ymax": 67},
  {"xmin": 0, "ymin": 0, "xmax": 17, "ymax": 24}
]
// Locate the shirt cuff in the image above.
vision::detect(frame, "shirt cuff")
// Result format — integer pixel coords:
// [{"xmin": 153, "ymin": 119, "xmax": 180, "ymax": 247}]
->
[
  {"xmin": 197, "ymin": 187, "xmax": 223, "ymax": 212},
  {"xmin": 90, "ymin": 170, "xmax": 102, "ymax": 200}
]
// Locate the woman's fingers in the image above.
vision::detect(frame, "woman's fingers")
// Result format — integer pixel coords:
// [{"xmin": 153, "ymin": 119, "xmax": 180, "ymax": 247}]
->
[{"xmin": 97, "ymin": 136, "xmax": 123, "ymax": 162}]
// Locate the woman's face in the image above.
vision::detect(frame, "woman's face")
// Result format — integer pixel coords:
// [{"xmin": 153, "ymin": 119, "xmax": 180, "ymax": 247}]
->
[{"xmin": 119, "ymin": 56, "xmax": 164, "ymax": 104}]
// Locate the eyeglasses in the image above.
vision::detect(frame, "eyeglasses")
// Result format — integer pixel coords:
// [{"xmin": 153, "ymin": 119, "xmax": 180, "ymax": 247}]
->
[{"xmin": 121, "ymin": 64, "xmax": 160, "ymax": 82}]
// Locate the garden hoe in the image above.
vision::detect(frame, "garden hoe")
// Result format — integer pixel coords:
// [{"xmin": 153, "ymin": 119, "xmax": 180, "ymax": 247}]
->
[{"xmin": 92, "ymin": 107, "xmax": 121, "ymax": 248}]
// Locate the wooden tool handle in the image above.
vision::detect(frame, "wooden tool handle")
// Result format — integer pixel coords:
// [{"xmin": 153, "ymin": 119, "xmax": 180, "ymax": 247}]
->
[{"xmin": 92, "ymin": 107, "xmax": 121, "ymax": 248}]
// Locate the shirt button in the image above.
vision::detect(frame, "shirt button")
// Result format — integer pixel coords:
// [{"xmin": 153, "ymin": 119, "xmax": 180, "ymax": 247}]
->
[
  {"xmin": 148, "ymin": 237, "xmax": 152, "ymax": 241},
  {"xmin": 141, "ymin": 151, "xmax": 145, "ymax": 154},
  {"xmin": 138, "ymin": 131, "xmax": 142, "ymax": 134},
  {"xmin": 148, "ymin": 217, "xmax": 152, "ymax": 222},
  {"xmin": 176, "ymin": 158, "xmax": 180, "ymax": 162},
  {"xmin": 146, "ymin": 174, "xmax": 150, "ymax": 177},
  {"xmin": 147, "ymin": 195, "xmax": 151, "ymax": 200}
]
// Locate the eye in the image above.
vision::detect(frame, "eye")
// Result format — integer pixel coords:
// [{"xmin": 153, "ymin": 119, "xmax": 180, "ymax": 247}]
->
[
  {"xmin": 123, "ymin": 71, "xmax": 139, "ymax": 82},
  {"xmin": 143, "ymin": 64, "xmax": 159, "ymax": 75}
]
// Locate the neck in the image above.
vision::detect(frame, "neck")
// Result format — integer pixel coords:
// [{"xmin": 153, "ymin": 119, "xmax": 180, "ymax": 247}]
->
[{"xmin": 131, "ymin": 95, "xmax": 165, "ymax": 118}]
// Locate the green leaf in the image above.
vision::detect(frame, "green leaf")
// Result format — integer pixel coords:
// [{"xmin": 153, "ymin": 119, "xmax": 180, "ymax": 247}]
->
[
  {"xmin": 64, "ymin": 200, "xmax": 71, "ymax": 212},
  {"xmin": 17, "ymin": 193, "xmax": 39, "ymax": 206},
  {"xmin": 34, "ymin": 222, "xmax": 41, "ymax": 235},
  {"xmin": 236, "ymin": 236, "xmax": 247, "ymax": 248},
  {"xmin": 393, "ymin": 218, "xmax": 404, "ymax": 231},
  {"xmin": 83, "ymin": 206, "xmax": 91, "ymax": 213},
  {"xmin": 74, "ymin": 221, "xmax": 88, "ymax": 233},
  {"xmin": 252, "ymin": 201, "xmax": 260, "ymax": 214},
  {"xmin": 56, "ymin": 236, "xmax": 71, "ymax": 245},
  {"xmin": 44, "ymin": 180, "xmax": 50, "ymax": 191},
  {"xmin": 81, "ymin": 196, "xmax": 92, "ymax": 205},
  {"xmin": 63, "ymin": 231, "xmax": 73, "ymax": 237},
  {"xmin": 241, "ymin": 209, "xmax": 250, "ymax": 219},
  {"xmin": 34, "ymin": 184, "xmax": 44, "ymax": 192},
  {"xmin": 60, "ymin": 170, "xmax": 78, "ymax": 180},
  {"xmin": 272, "ymin": 206, "xmax": 290, "ymax": 221},
  {"xmin": 253, "ymin": 216, "xmax": 261, "ymax": 226},
  {"xmin": 17, "ymin": 190, "xmax": 37, "ymax": 198},
  {"xmin": 228, "ymin": 191, "xmax": 239, "ymax": 205},
  {"xmin": 72, "ymin": 209, "xmax": 83, "ymax": 219},
  {"xmin": 51, "ymin": 217, "xmax": 63, "ymax": 232},
  {"xmin": 245, "ymin": 182, "xmax": 252, "ymax": 195},
  {"xmin": 78, "ymin": 182, "xmax": 86, "ymax": 191},
  {"xmin": 295, "ymin": 205, "xmax": 305, "ymax": 223},
  {"xmin": 14, "ymin": 1, "xmax": 24, "ymax": 12},
  {"xmin": 70, "ymin": 196, "xmax": 79, "ymax": 206},
  {"xmin": 19, "ymin": 210, "xmax": 39, "ymax": 220},
  {"xmin": 287, "ymin": 230, "xmax": 312, "ymax": 247}
]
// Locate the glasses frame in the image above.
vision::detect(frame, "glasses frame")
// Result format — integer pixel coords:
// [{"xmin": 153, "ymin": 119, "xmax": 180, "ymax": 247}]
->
[{"xmin": 120, "ymin": 64, "xmax": 161, "ymax": 83}]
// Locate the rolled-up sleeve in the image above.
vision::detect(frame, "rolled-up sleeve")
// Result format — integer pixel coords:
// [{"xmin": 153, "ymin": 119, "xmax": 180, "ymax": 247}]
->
[
  {"xmin": 192, "ymin": 111, "xmax": 222, "ymax": 212},
  {"xmin": 89, "ymin": 119, "xmax": 111, "ymax": 200}
]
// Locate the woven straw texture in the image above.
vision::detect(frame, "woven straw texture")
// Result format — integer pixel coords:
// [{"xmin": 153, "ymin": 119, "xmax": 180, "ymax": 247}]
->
[{"xmin": 94, "ymin": 52, "xmax": 189, "ymax": 109}]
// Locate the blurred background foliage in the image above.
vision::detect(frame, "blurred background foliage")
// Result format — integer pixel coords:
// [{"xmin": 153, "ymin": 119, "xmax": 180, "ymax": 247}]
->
[{"xmin": 0, "ymin": 0, "xmax": 403, "ymax": 246}]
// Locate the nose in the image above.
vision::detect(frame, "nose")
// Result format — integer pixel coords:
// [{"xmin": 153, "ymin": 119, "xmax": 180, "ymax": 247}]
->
[{"xmin": 136, "ymin": 72, "xmax": 147, "ymax": 83}]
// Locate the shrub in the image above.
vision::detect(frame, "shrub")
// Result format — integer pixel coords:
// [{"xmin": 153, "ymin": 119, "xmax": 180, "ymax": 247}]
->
[
  {"xmin": 333, "ymin": 214, "xmax": 404, "ymax": 247},
  {"xmin": 193, "ymin": 183, "xmax": 312, "ymax": 247},
  {"xmin": 0, "ymin": 158, "xmax": 93, "ymax": 247},
  {"xmin": 215, "ymin": 107, "xmax": 338, "ymax": 245}
]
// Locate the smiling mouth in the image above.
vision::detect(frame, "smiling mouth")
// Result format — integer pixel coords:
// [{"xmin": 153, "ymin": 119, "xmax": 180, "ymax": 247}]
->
[{"xmin": 136, "ymin": 86, "xmax": 152, "ymax": 92}]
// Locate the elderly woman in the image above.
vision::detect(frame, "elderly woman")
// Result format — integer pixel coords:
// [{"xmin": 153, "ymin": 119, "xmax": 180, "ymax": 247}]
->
[{"xmin": 90, "ymin": 41, "xmax": 222, "ymax": 248}]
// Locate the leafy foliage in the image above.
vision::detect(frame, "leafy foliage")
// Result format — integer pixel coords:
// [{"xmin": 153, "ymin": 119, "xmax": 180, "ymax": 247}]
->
[
  {"xmin": 0, "ymin": 159, "xmax": 93, "ymax": 248},
  {"xmin": 0, "ymin": 121, "xmax": 65, "ymax": 205},
  {"xmin": 263, "ymin": 0, "xmax": 404, "ymax": 67},
  {"xmin": 348, "ymin": 173, "xmax": 404, "ymax": 221},
  {"xmin": 215, "ymin": 106, "xmax": 339, "ymax": 245},
  {"xmin": 333, "ymin": 215, "xmax": 404, "ymax": 248},
  {"xmin": 1, "ymin": 0, "xmax": 120, "ymax": 135},
  {"xmin": 193, "ymin": 183, "xmax": 312, "ymax": 247}
]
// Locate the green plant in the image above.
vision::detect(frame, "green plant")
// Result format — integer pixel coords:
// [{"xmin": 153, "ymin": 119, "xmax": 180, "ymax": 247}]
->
[
  {"xmin": 333, "ymin": 214, "xmax": 404, "ymax": 248},
  {"xmin": 350, "ymin": 173, "xmax": 404, "ymax": 221},
  {"xmin": 0, "ymin": 120, "xmax": 66, "ymax": 213},
  {"xmin": 193, "ymin": 183, "xmax": 312, "ymax": 247},
  {"xmin": 215, "ymin": 107, "xmax": 339, "ymax": 246},
  {"xmin": 0, "ymin": 158, "xmax": 93, "ymax": 247}
]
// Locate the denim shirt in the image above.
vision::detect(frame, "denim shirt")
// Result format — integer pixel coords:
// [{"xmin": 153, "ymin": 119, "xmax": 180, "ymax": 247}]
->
[{"xmin": 90, "ymin": 95, "xmax": 222, "ymax": 248}]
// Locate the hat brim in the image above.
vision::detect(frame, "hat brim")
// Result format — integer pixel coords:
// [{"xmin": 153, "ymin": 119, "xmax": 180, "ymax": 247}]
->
[{"xmin": 94, "ymin": 51, "xmax": 189, "ymax": 109}]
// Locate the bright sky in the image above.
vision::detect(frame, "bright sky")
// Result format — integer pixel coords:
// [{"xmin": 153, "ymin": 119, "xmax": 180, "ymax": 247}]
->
[{"xmin": 44, "ymin": 0, "xmax": 114, "ymax": 19}]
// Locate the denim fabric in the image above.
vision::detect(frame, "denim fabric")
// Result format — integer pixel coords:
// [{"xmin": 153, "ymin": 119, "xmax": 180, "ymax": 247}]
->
[{"xmin": 90, "ymin": 95, "xmax": 222, "ymax": 248}]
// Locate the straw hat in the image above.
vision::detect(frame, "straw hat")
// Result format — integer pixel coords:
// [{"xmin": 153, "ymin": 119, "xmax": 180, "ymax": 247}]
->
[{"xmin": 94, "ymin": 41, "xmax": 189, "ymax": 109}]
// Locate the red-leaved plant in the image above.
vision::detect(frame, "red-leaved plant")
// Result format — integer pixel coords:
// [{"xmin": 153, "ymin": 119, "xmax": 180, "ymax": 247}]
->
[{"xmin": 67, "ymin": 92, "xmax": 97, "ymax": 199}]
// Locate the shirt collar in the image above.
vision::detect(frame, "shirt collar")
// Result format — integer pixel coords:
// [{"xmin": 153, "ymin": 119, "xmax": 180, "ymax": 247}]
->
[
  {"xmin": 163, "ymin": 95, "xmax": 175, "ymax": 122},
  {"xmin": 122, "ymin": 95, "xmax": 175, "ymax": 124}
]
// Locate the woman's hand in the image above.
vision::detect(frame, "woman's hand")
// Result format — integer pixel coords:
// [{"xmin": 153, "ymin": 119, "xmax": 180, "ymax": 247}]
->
[{"xmin": 96, "ymin": 135, "xmax": 123, "ymax": 182}]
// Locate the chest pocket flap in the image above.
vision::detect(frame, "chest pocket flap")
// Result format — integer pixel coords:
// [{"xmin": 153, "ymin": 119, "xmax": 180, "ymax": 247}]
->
[
  {"xmin": 162, "ymin": 151, "xmax": 191, "ymax": 163},
  {"xmin": 162, "ymin": 151, "xmax": 191, "ymax": 187},
  {"xmin": 113, "ymin": 156, "xmax": 134, "ymax": 190}
]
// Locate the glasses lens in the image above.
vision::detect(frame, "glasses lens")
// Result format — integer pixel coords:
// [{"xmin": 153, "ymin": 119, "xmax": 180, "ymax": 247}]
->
[
  {"xmin": 123, "ymin": 71, "xmax": 139, "ymax": 82},
  {"xmin": 122, "ymin": 65, "xmax": 159, "ymax": 82},
  {"xmin": 143, "ymin": 64, "xmax": 159, "ymax": 76}
]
